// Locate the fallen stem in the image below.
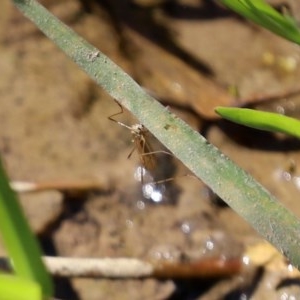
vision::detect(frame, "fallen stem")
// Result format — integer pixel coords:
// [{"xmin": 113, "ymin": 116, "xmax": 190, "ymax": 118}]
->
[
  {"xmin": 10, "ymin": 180, "xmax": 110, "ymax": 193},
  {"xmin": 0, "ymin": 256, "xmax": 242, "ymax": 279}
]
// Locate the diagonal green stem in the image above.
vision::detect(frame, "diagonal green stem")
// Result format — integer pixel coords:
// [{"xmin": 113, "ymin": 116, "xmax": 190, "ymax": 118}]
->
[{"xmin": 12, "ymin": 0, "xmax": 300, "ymax": 268}]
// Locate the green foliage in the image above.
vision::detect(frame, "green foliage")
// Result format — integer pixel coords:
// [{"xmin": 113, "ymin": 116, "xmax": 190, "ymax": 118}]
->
[
  {"xmin": 0, "ymin": 274, "xmax": 42, "ymax": 300},
  {"xmin": 215, "ymin": 107, "xmax": 300, "ymax": 139},
  {"xmin": 0, "ymin": 156, "xmax": 53, "ymax": 297},
  {"xmin": 219, "ymin": 0, "xmax": 300, "ymax": 44}
]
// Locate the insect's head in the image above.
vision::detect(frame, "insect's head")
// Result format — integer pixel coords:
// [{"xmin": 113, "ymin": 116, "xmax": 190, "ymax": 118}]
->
[{"xmin": 131, "ymin": 124, "xmax": 147, "ymax": 136}]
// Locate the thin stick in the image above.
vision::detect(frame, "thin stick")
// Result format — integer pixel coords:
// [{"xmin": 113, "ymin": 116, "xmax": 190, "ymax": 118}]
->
[
  {"xmin": 10, "ymin": 180, "xmax": 109, "ymax": 193},
  {"xmin": 0, "ymin": 256, "xmax": 242, "ymax": 279}
]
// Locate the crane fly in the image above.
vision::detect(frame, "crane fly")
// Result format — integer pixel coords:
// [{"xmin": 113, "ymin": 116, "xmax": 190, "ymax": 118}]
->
[
  {"xmin": 108, "ymin": 102, "xmax": 191, "ymax": 204},
  {"xmin": 108, "ymin": 103, "xmax": 157, "ymax": 173},
  {"xmin": 126, "ymin": 123, "xmax": 157, "ymax": 171}
]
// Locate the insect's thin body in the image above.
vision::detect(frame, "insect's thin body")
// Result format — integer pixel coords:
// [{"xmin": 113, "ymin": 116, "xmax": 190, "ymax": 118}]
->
[
  {"xmin": 108, "ymin": 106, "xmax": 157, "ymax": 172},
  {"xmin": 128, "ymin": 124, "xmax": 156, "ymax": 171}
]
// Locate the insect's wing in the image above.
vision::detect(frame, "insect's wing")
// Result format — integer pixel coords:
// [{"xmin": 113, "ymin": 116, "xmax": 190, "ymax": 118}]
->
[{"xmin": 136, "ymin": 137, "xmax": 156, "ymax": 171}]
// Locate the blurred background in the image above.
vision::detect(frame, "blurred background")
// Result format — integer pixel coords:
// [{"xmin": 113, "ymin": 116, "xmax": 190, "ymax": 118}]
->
[{"xmin": 1, "ymin": 0, "xmax": 300, "ymax": 299}]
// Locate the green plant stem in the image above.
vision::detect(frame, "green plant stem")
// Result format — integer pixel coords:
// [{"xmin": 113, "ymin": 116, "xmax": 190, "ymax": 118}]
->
[
  {"xmin": 0, "ymin": 158, "xmax": 53, "ymax": 297},
  {"xmin": 215, "ymin": 107, "xmax": 300, "ymax": 139},
  {"xmin": 0, "ymin": 274, "xmax": 42, "ymax": 300},
  {"xmin": 13, "ymin": 0, "xmax": 300, "ymax": 268},
  {"xmin": 219, "ymin": 0, "xmax": 300, "ymax": 44}
]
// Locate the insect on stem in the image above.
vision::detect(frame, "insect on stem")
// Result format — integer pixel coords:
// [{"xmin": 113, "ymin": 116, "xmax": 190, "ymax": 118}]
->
[
  {"xmin": 108, "ymin": 101, "xmax": 190, "ymax": 204},
  {"xmin": 108, "ymin": 102, "xmax": 157, "ymax": 172}
]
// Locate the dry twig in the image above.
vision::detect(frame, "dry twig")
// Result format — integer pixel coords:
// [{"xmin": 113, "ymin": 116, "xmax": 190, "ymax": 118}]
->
[
  {"xmin": 0, "ymin": 256, "xmax": 242, "ymax": 279},
  {"xmin": 10, "ymin": 180, "xmax": 109, "ymax": 193}
]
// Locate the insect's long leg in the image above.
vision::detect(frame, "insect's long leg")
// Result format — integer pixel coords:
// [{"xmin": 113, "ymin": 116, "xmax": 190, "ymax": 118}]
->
[
  {"xmin": 152, "ymin": 173, "xmax": 196, "ymax": 185},
  {"xmin": 108, "ymin": 101, "xmax": 133, "ymax": 130},
  {"xmin": 140, "ymin": 150, "xmax": 172, "ymax": 157},
  {"xmin": 108, "ymin": 100, "xmax": 124, "ymax": 121},
  {"xmin": 127, "ymin": 144, "xmax": 137, "ymax": 159}
]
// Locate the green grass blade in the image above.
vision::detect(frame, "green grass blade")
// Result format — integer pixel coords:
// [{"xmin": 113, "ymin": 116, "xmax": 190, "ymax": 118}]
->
[
  {"xmin": 12, "ymin": 0, "xmax": 300, "ymax": 268},
  {"xmin": 215, "ymin": 107, "xmax": 300, "ymax": 139},
  {"xmin": 219, "ymin": 0, "xmax": 300, "ymax": 44},
  {"xmin": 0, "ymin": 274, "xmax": 42, "ymax": 300},
  {"xmin": 0, "ymin": 159, "xmax": 53, "ymax": 297}
]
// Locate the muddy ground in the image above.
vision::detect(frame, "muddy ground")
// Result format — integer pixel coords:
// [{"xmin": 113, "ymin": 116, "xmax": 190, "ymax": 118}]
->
[{"xmin": 1, "ymin": 0, "xmax": 300, "ymax": 299}]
